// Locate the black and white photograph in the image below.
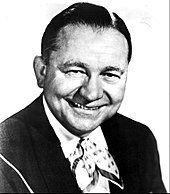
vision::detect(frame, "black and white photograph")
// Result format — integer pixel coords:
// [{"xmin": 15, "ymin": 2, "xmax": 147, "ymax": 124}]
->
[{"xmin": 0, "ymin": 0, "xmax": 169, "ymax": 193}]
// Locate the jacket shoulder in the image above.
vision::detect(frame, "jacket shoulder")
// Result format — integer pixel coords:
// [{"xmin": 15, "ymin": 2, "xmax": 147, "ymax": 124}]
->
[
  {"xmin": 0, "ymin": 95, "xmax": 43, "ymax": 152},
  {"xmin": 102, "ymin": 113, "xmax": 157, "ymax": 149},
  {"xmin": 107, "ymin": 113, "xmax": 154, "ymax": 135}
]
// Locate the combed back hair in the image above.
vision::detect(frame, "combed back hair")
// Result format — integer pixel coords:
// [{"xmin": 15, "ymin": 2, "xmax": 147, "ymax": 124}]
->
[{"xmin": 41, "ymin": 2, "xmax": 132, "ymax": 64}]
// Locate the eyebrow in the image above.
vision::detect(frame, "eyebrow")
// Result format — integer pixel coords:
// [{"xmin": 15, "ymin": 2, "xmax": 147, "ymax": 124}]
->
[
  {"xmin": 58, "ymin": 61, "xmax": 88, "ymax": 71},
  {"xmin": 102, "ymin": 66, "xmax": 124, "ymax": 74}
]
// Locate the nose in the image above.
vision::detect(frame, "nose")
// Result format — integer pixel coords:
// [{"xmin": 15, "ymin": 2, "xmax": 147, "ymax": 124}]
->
[{"xmin": 79, "ymin": 76, "xmax": 103, "ymax": 101}]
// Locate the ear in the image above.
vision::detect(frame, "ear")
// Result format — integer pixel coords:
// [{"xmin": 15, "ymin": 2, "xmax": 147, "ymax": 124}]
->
[{"xmin": 33, "ymin": 56, "xmax": 47, "ymax": 88}]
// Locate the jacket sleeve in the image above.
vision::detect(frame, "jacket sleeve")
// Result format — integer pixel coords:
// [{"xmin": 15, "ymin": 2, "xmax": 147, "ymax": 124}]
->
[
  {"xmin": 0, "ymin": 154, "xmax": 31, "ymax": 193},
  {"xmin": 150, "ymin": 140, "xmax": 166, "ymax": 193},
  {"xmin": 145, "ymin": 129, "xmax": 167, "ymax": 193}
]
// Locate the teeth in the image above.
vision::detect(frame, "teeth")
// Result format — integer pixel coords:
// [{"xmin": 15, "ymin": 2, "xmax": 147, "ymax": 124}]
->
[{"xmin": 74, "ymin": 102, "xmax": 98, "ymax": 110}]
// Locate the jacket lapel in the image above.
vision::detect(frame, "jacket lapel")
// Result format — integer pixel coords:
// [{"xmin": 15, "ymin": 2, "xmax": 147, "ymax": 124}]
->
[
  {"xmin": 101, "ymin": 114, "xmax": 141, "ymax": 193},
  {"xmin": 24, "ymin": 94, "xmax": 80, "ymax": 193},
  {"xmin": 101, "ymin": 114, "xmax": 125, "ymax": 193}
]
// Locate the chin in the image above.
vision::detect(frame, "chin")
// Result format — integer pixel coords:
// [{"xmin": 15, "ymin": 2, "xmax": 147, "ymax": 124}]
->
[
  {"xmin": 69, "ymin": 119, "xmax": 104, "ymax": 137},
  {"xmin": 72, "ymin": 124, "xmax": 96, "ymax": 135}
]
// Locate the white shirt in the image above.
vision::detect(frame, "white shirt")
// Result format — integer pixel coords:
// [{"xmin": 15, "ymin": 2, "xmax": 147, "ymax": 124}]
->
[{"xmin": 43, "ymin": 96, "xmax": 110, "ymax": 193}]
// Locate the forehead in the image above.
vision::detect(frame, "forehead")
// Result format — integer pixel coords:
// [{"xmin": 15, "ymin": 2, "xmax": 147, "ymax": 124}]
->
[
  {"xmin": 51, "ymin": 24, "xmax": 128, "ymax": 67},
  {"xmin": 60, "ymin": 24, "xmax": 127, "ymax": 49}
]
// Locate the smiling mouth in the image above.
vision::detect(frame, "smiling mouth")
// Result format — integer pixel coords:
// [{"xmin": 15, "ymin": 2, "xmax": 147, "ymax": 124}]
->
[{"xmin": 67, "ymin": 100, "xmax": 101, "ymax": 110}]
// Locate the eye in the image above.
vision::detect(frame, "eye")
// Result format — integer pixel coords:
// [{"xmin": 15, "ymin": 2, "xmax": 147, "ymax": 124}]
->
[
  {"xmin": 66, "ymin": 69, "xmax": 86, "ymax": 78},
  {"xmin": 101, "ymin": 72, "xmax": 121, "ymax": 82},
  {"xmin": 102, "ymin": 72, "xmax": 120, "ymax": 78}
]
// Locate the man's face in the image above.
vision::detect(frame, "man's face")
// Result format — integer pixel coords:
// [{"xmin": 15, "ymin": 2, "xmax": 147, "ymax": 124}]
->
[{"xmin": 39, "ymin": 25, "xmax": 128, "ymax": 137}]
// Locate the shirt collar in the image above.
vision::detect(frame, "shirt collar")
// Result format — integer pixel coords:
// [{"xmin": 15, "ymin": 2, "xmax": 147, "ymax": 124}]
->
[{"xmin": 43, "ymin": 95, "xmax": 108, "ymax": 158}]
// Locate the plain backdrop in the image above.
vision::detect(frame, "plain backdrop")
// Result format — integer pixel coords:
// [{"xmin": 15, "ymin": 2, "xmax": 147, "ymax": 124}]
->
[{"xmin": 0, "ymin": 0, "xmax": 169, "ymax": 191}]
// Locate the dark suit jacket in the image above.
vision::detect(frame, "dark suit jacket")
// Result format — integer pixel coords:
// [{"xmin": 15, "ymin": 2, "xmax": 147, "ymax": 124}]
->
[{"xmin": 0, "ymin": 95, "xmax": 166, "ymax": 193}]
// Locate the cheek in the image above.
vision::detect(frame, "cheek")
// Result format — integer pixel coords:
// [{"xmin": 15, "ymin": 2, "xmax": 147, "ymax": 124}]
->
[
  {"xmin": 44, "ymin": 71, "xmax": 83, "ymax": 97},
  {"xmin": 106, "ymin": 84, "xmax": 126, "ymax": 103},
  {"xmin": 45, "ymin": 78, "xmax": 66, "ymax": 98},
  {"xmin": 44, "ymin": 71, "xmax": 62, "ymax": 96}
]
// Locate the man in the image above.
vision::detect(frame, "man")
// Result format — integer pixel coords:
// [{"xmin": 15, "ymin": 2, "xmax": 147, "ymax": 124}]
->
[{"xmin": 0, "ymin": 2, "xmax": 166, "ymax": 193}]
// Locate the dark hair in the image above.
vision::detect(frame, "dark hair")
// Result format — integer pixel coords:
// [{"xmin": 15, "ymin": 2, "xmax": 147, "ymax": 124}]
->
[{"xmin": 41, "ymin": 2, "xmax": 132, "ymax": 64}]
